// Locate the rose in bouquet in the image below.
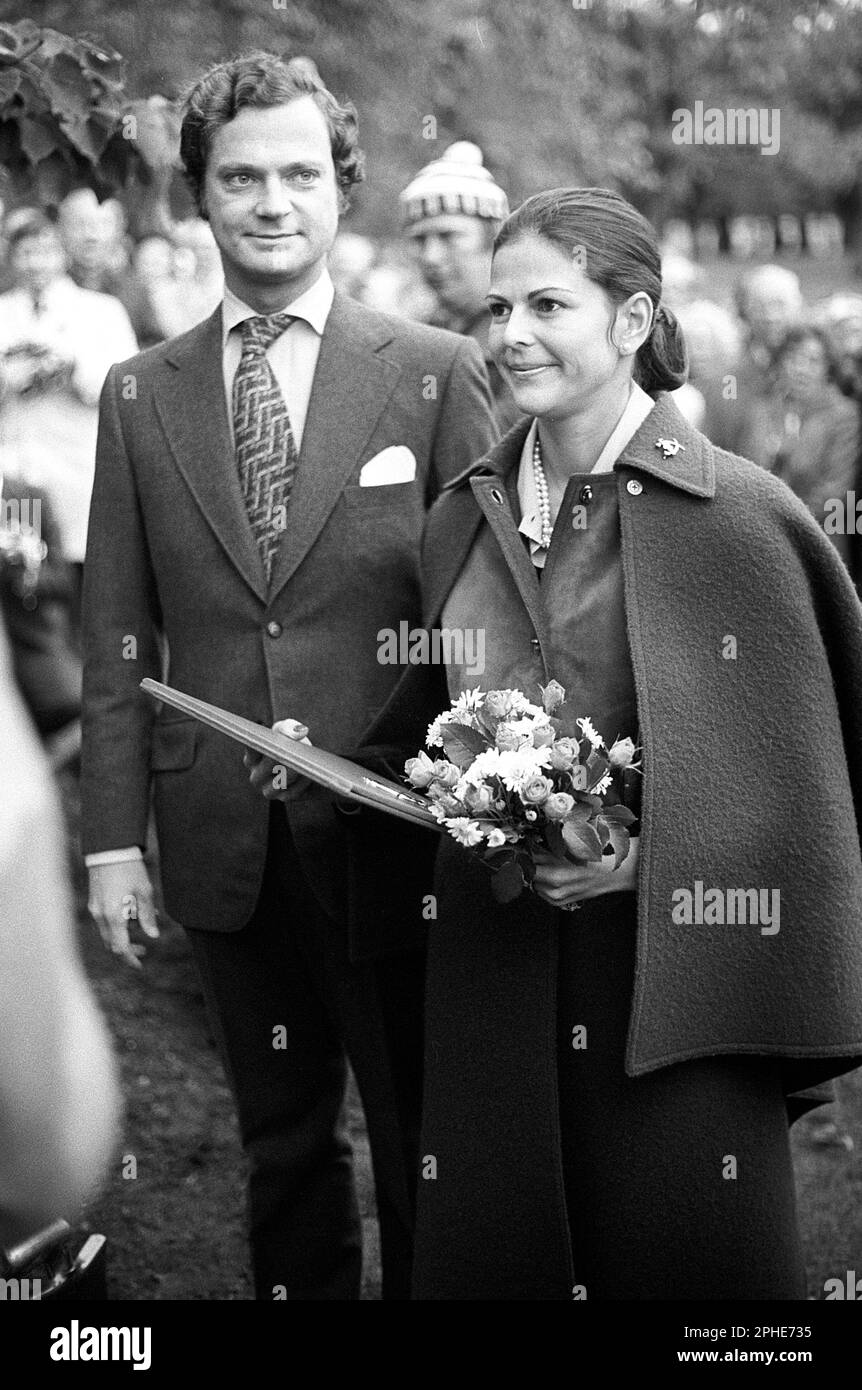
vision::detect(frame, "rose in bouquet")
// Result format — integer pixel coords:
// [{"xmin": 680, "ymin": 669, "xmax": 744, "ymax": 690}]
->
[{"xmin": 404, "ymin": 682, "xmax": 639, "ymax": 903}]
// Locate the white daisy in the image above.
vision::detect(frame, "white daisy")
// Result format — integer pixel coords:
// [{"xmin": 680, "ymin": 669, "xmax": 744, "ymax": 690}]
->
[
  {"xmin": 576, "ymin": 715, "xmax": 603, "ymax": 750},
  {"xmin": 445, "ymin": 817, "xmax": 485, "ymax": 847}
]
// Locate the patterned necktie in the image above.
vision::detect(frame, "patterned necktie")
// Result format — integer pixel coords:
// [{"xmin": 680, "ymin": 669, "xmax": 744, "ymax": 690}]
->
[{"xmin": 232, "ymin": 312, "xmax": 299, "ymax": 581}]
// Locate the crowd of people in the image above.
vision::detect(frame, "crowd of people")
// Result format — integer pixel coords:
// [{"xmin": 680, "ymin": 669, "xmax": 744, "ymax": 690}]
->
[{"xmin": 1, "ymin": 85, "xmax": 862, "ymax": 1288}]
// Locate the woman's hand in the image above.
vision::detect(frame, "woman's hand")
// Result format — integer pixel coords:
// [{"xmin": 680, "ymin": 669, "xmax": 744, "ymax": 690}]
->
[
  {"xmin": 244, "ymin": 718, "xmax": 313, "ymax": 802},
  {"xmin": 532, "ymin": 836, "xmax": 639, "ymax": 911}
]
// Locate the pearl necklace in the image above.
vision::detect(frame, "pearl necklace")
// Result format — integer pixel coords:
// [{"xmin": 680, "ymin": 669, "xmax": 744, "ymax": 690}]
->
[{"xmin": 532, "ymin": 433, "xmax": 553, "ymax": 548}]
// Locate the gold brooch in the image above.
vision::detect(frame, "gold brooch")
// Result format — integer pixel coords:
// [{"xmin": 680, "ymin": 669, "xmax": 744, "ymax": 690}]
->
[{"xmin": 655, "ymin": 437, "xmax": 685, "ymax": 459}]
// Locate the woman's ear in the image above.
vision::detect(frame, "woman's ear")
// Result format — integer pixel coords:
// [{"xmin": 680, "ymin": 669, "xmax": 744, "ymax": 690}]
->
[{"xmin": 612, "ymin": 292, "xmax": 654, "ymax": 356}]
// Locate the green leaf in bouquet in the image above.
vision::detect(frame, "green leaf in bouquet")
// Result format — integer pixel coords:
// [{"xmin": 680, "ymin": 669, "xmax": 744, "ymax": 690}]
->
[
  {"xmin": 439, "ymin": 721, "xmax": 490, "ymax": 769},
  {"xmin": 604, "ymin": 822, "xmax": 631, "ymax": 870},
  {"xmin": 585, "ymin": 750, "xmax": 609, "ymax": 789},
  {"xmin": 543, "ymin": 821, "xmax": 567, "ymax": 861},
  {"xmin": 572, "ymin": 790, "xmax": 603, "ymax": 810},
  {"xmin": 565, "ymin": 800, "xmax": 594, "ymax": 829},
  {"xmin": 596, "ymin": 818, "xmax": 610, "ymax": 849},
  {"xmin": 561, "ymin": 819, "xmax": 604, "ymax": 862},
  {"xmin": 602, "ymin": 804, "xmax": 636, "ymax": 828},
  {"xmin": 491, "ymin": 857, "xmax": 526, "ymax": 903}
]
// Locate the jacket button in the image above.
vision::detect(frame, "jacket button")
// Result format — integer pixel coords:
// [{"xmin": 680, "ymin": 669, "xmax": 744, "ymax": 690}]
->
[
  {"xmin": 578, "ymin": 484, "xmax": 593, "ymax": 504},
  {"xmin": 626, "ymin": 478, "xmax": 643, "ymax": 496},
  {"xmin": 530, "ymin": 637, "xmax": 540, "ymax": 652},
  {"xmin": 266, "ymin": 621, "xmax": 283, "ymax": 638}
]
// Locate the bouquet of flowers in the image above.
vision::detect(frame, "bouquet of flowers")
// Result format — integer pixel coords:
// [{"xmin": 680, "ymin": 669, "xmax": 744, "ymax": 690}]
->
[{"xmin": 404, "ymin": 681, "xmax": 639, "ymax": 903}]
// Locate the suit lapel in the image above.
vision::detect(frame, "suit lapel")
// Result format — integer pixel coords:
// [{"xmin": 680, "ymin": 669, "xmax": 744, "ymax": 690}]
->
[
  {"xmin": 155, "ymin": 309, "xmax": 268, "ymax": 601},
  {"xmin": 267, "ymin": 293, "xmax": 401, "ymax": 601}
]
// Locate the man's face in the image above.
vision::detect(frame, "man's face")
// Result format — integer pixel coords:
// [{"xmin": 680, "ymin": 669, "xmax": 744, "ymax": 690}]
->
[
  {"xmin": 202, "ymin": 98, "xmax": 340, "ymax": 308},
  {"xmin": 406, "ymin": 213, "xmax": 492, "ymax": 318},
  {"xmin": 11, "ymin": 230, "xmax": 66, "ymax": 295},
  {"xmin": 744, "ymin": 276, "xmax": 802, "ymax": 351}
]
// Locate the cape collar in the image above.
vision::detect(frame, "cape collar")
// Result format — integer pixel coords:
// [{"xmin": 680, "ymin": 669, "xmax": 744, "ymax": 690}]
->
[{"xmin": 444, "ymin": 391, "xmax": 716, "ymax": 500}]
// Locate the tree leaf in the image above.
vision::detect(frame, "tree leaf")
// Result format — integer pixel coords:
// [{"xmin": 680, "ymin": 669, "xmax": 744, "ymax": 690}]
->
[
  {"xmin": 19, "ymin": 113, "xmax": 56, "ymax": 162},
  {"xmin": 0, "ymin": 67, "xmax": 21, "ymax": 104}
]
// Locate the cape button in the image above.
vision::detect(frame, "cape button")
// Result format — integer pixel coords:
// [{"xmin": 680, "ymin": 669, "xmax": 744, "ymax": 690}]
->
[
  {"xmin": 578, "ymin": 484, "xmax": 593, "ymax": 504},
  {"xmin": 266, "ymin": 621, "xmax": 283, "ymax": 639},
  {"xmin": 626, "ymin": 478, "xmax": 644, "ymax": 496}
]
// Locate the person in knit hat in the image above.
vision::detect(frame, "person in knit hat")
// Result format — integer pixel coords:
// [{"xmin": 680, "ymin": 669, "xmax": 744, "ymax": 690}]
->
[{"xmin": 400, "ymin": 141, "xmax": 521, "ymax": 429}]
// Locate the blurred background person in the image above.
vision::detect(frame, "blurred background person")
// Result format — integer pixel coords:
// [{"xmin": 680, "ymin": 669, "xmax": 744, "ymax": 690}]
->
[
  {"xmin": 0, "ymin": 464, "xmax": 81, "ymax": 751},
  {"xmin": 657, "ymin": 250, "xmax": 703, "ymax": 313},
  {"xmin": 57, "ymin": 188, "xmax": 129, "ymax": 296},
  {"xmin": 728, "ymin": 264, "xmax": 805, "ymax": 452},
  {"xmin": 400, "ymin": 140, "xmax": 520, "ymax": 429},
  {"xmin": 0, "ymin": 209, "xmax": 137, "ymax": 626},
  {"xmin": 0, "ymin": 611, "xmax": 119, "ymax": 1247},
  {"xmin": 817, "ymin": 291, "xmax": 862, "ymax": 395},
  {"xmin": 738, "ymin": 325, "xmax": 858, "ymax": 566},
  {"xmin": 117, "ymin": 233, "xmax": 177, "ymax": 349},
  {"xmin": 328, "ymin": 228, "xmax": 376, "ymax": 300},
  {"xmin": 675, "ymin": 298, "xmax": 744, "ymax": 451},
  {"xmin": 155, "ymin": 218, "xmax": 224, "ymax": 336}
]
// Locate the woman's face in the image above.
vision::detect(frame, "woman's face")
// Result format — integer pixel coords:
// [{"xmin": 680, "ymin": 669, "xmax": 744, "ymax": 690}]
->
[
  {"xmin": 779, "ymin": 336, "xmax": 829, "ymax": 403},
  {"xmin": 486, "ymin": 233, "xmax": 631, "ymax": 420}
]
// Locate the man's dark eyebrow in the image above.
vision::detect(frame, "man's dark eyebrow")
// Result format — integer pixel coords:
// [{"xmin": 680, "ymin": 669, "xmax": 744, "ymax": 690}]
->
[{"xmin": 215, "ymin": 160, "xmax": 326, "ymax": 175}]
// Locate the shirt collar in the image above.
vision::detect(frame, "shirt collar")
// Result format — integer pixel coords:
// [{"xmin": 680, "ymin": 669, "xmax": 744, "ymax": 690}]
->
[
  {"xmin": 516, "ymin": 381, "xmax": 656, "ymax": 551},
  {"xmin": 221, "ymin": 268, "xmax": 334, "ymax": 348}
]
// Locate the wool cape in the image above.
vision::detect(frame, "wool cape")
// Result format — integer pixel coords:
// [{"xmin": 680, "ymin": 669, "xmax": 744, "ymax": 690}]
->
[{"xmin": 358, "ymin": 392, "xmax": 862, "ymax": 1298}]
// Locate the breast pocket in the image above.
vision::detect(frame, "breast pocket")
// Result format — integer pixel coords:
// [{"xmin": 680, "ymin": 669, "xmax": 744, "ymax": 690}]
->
[{"xmin": 150, "ymin": 716, "xmax": 199, "ymax": 772}]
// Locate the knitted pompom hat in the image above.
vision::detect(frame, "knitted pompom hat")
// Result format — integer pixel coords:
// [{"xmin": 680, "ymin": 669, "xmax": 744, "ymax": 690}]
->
[{"xmin": 399, "ymin": 142, "xmax": 508, "ymax": 225}]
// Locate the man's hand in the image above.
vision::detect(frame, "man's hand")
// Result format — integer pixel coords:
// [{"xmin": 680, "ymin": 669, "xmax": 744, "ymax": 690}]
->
[
  {"xmin": 532, "ymin": 836, "xmax": 640, "ymax": 910},
  {"xmin": 245, "ymin": 718, "xmax": 314, "ymax": 802},
  {"xmin": 87, "ymin": 861, "xmax": 159, "ymax": 970}
]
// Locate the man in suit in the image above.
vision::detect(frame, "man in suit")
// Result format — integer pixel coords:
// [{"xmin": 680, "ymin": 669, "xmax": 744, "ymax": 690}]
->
[{"xmin": 82, "ymin": 50, "xmax": 497, "ymax": 1300}]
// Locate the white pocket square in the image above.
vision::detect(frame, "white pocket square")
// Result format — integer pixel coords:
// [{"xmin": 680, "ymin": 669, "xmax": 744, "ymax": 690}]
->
[{"xmin": 358, "ymin": 446, "xmax": 417, "ymax": 486}]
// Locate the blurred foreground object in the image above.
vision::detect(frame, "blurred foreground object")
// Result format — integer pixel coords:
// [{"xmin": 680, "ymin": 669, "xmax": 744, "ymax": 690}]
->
[{"xmin": 0, "ymin": 616, "xmax": 119, "ymax": 1246}]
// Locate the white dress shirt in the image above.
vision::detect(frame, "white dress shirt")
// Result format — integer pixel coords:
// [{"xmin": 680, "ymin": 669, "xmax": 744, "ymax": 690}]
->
[
  {"xmin": 86, "ymin": 271, "xmax": 335, "ymax": 870},
  {"xmin": 221, "ymin": 269, "xmax": 334, "ymax": 450},
  {"xmin": 517, "ymin": 381, "xmax": 655, "ymax": 569}
]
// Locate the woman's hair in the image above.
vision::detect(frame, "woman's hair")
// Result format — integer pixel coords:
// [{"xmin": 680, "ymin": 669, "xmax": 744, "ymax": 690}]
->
[
  {"xmin": 180, "ymin": 51, "xmax": 365, "ymax": 214},
  {"xmin": 494, "ymin": 187, "xmax": 688, "ymax": 394}
]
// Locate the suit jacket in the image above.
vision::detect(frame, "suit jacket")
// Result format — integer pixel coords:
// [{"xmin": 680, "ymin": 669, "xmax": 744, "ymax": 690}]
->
[{"xmin": 81, "ymin": 291, "xmax": 498, "ymax": 953}]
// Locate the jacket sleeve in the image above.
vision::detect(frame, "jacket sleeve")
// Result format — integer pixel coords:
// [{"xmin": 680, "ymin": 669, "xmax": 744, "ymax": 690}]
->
[
  {"xmin": 427, "ymin": 336, "xmax": 499, "ymax": 498},
  {"xmin": 80, "ymin": 364, "xmax": 163, "ymax": 854}
]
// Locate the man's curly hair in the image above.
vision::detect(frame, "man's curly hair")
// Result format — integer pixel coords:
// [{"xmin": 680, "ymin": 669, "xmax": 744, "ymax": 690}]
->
[{"xmin": 180, "ymin": 51, "xmax": 365, "ymax": 214}]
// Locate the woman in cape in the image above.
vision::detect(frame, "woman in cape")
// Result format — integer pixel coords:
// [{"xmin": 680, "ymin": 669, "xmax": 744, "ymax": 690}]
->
[{"xmin": 399, "ymin": 187, "xmax": 862, "ymax": 1300}]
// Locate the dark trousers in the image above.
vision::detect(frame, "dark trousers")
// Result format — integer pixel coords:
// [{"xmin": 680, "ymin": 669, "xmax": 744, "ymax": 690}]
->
[{"xmin": 185, "ymin": 804, "xmax": 425, "ymax": 1300}]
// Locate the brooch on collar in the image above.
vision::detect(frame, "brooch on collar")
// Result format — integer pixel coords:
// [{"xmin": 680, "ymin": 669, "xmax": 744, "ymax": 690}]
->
[{"xmin": 655, "ymin": 437, "xmax": 685, "ymax": 459}]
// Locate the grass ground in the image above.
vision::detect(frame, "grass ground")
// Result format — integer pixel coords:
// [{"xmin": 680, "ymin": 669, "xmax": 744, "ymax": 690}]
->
[{"xmin": 59, "ymin": 765, "xmax": 862, "ymax": 1303}]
